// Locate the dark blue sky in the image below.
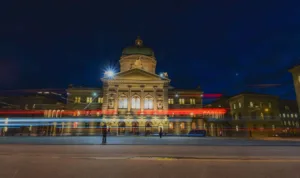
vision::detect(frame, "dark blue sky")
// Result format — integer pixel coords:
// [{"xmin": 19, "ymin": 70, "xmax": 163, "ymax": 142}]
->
[{"xmin": 1, "ymin": 0, "xmax": 300, "ymax": 99}]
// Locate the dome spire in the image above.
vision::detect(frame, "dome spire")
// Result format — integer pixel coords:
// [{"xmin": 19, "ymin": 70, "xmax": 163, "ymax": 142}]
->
[{"xmin": 135, "ymin": 36, "xmax": 143, "ymax": 46}]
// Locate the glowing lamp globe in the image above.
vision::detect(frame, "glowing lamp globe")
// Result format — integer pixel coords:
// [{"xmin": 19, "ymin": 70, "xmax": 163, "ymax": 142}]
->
[{"xmin": 105, "ymin": 70, "xmax": 115, "ymax": 77}]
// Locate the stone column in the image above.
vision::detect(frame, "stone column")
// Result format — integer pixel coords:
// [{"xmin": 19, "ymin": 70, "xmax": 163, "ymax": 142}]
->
[
  {"xmin": 139, "ymin": 121, "xmax": 145, "ymax": 135},
  {"xmin": 52, "ymin": 122, "xmax": 57, "ymax": 136},
  {"xmin": 175, "ymin": 121, "xmax": 180, "ymax": 135},
  {"xmin": 163, "ymin": 84, "xmax": 169, "ymax": 112},
  {"xmin": 126, "ymin": 121, "xmax": 132, "ymax": 135},
  {"xmin": 153, "ymin": 86, "xmax": 157, "ymax": 114},
  {"xmin": 210, "ymin": 123, "xmax": 214, "ymax": 136},
  {"xmin": 197, "ymin": 118, "xmax": 204, "ymax": 129},
  {"xmin": 127, "ymin": 85, "xmax": 132, "ymax": 114},
  {"xmin": 186, "ymin": 122, "xmax": 192, "ymax": 134},
  {"xmin": 114, "ymin": 85, "xmax": 119, "ymax": 115},
  {"xmin": 140, "ymin": 85, "xmax": 145, "ymax": 114}
]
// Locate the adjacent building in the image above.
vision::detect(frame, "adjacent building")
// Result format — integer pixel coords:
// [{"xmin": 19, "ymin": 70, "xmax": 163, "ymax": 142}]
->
[{"xmin": 289, "ymin": 65, "xmax": 300, "ymax": 114}]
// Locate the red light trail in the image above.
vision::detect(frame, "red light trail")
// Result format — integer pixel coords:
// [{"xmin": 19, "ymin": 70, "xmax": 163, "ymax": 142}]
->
[{"xmin": 0, "ymin": 108, "xmax": 227, "ymax": 116}]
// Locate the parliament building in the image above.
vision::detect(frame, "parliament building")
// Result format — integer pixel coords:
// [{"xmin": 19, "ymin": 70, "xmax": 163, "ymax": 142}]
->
[{"xmin": 62, "ymin": 37, "xmax": 224, "ymax": 136}]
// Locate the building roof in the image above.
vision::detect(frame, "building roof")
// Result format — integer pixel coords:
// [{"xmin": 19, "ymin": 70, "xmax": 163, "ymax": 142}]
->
[
  {"xmin": 122, "ymin": 37, "xmax": 155, "ymax": 57},
  {"xmin": 229, "ymin": 91, "xmax": 278, "ymax": 99},
  {"xmin": 288, "ymin": 64, "xmax": 300, "ymax": 72}
]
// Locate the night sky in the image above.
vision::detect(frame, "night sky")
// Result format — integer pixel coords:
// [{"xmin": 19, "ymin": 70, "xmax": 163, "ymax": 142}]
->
[{"xmin": 1, "ymin": 0, "xmax": 300, "ymax": 100}]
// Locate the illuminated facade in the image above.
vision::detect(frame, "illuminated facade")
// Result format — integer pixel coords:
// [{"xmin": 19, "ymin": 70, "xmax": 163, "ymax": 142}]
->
[
  {"xmin": 64, "ymin": 37, "xmax": 224, "ymax": 136},
  {"xmin": 0, "ymin": 37, "xmax": 226, "ymax": 136},
  {"xmin": 206, "ymin": 93, "xmax": 299, "ymax": 137}
]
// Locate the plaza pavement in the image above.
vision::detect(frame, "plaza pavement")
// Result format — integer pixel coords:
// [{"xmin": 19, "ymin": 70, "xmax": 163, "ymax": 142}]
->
[
  {"xmin": 1, "ymin": 136, "xmax": 300, "ymax": 146},
  {"xmin": 1, "ymin": 137, "xmax": 300, "ymax": 177}
]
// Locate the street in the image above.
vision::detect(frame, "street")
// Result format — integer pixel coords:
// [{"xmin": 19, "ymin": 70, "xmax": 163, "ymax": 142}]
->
[
  {"xmin": 1, "ymin": 137, "xmax": 300, "ymax": 177},
  {"xmin": 1, "ymin": 136, "xmax": 300, "ymax": 146}
]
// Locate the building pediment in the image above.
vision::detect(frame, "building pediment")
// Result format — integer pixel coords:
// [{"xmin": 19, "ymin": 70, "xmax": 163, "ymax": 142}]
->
[{"xmin": 111, "ymin": 68, "xmax": 169, "ymax": 81}]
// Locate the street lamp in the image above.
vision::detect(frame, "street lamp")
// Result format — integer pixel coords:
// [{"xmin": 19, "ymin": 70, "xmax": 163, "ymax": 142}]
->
[{"xmin": 104, "ymin": 70, "xmax": 115, "ymax": 78}]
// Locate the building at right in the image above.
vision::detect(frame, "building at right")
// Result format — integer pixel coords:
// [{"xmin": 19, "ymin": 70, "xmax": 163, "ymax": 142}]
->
[
  {"xmin": 289, "ymin": 65, "xmax": 300, "ymax": 114},
  {"xmin": 206, "ymin": 92, "xmax": 300, "ymax": 137}
]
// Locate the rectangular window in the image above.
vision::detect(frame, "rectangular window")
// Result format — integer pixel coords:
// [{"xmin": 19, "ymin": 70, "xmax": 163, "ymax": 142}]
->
[
  {"xmin": 250, "ymin": 102, "xmax": 253, "ymax": 107},
  {"xmin": 168, "ymin": 98, "xmax": 174, "ymax": 104},
  {"xmin": 268, "ymin": 102, "xmax": 272, "ymax": 108},
  {"xmin": 238, "ymin": 102, "xmax": 242, "ymax": 108},
  {"xmin": 190, "ymin": 98, "xmax": 196, "ymax": 104},
  {"xmin": 86, "ymin": 97, "xmax": 93, "ymax": 103},
  {"xmin": 98, "ymin": 97, "xmax": 103, "ymax": 104},
  {"xmin": 75, "ymin": 97, "xmax": 81, "ymax": 103},
  {"xmin": 179, "ymin": 98, "xmax": 185, "ymax": 104},
  {"xmin": 233, "ymin": 104, "xmax": 236, "ymax": 109}
]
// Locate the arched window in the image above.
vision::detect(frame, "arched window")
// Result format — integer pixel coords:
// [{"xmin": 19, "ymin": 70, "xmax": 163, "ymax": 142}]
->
[
  {"xmin": 131, "ymin": 95, "xmax": 140, "ymax": 109},
  {"xmin": 118, "ymin": 95, "xmax": 128, "ymax": 109},
  {"xmin": 144, "ymin": 96, "xmax": 153, "ymax": 109}
]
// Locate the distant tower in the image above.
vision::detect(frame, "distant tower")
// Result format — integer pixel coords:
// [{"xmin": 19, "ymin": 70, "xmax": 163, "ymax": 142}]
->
[{"xmin": 289, "ymin": 65, "xmax": 300, "ymax": 113}]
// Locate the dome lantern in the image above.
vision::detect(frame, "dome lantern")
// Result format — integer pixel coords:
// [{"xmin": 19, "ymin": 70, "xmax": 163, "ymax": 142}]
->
[{"xmin": 122, "ymin": 36, "xmax": 154, "ymax": 57}]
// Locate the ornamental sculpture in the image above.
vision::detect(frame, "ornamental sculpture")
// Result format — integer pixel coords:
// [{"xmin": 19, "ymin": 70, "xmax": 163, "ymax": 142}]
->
[{"xmin": 131, "ymin": 57, "xmax": 143, "ymax": 69}]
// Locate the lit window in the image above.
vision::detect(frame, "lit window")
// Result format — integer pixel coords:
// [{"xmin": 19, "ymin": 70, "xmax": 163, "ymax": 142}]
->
[
  {"xmin": 168, "ymin": 98, "xmax": 174, "ymax": 104},
  {"xmin": 190, "ymin": 98, "xmax": 196, "ymax": 104},
  {"xmin": 218, "ymin": 105, "xmax": 222, "ymax": 107},
  {"xmin": 169, "ymin": 122, "xmax": 174, "ymax": 129},
  {"xmin": 236, "ymin": 125, "xmax": 239, "ymax": 132},
  {"xmin": 98, "ymin": 97, "xmax": 103, "ymax": 103},
  {"xmin": 287, "ymin": 114, "xmax": 290, "ymax": 118},
  {"xmin": 268, "ymin": 102, "xmax": 272, "ymax": 108},
  {"xmin": 295, "ymin": 114, "xmax": 298, "ymax": 118},
  {"xmin": 260, "ymin": 112, "xmax": 264, "ymax": 120},
  {"xmin": 291, "ymin": 114, "xmax": 294, "ymax": 118},
  {"xmin": 75, "ymin": 97, "xmax": 81, "ymax": 103},
  {"xmin": 250, "ymin": 102, "xmax": 254, "ymax": 107},
  {"xmin": 238, "ymin": 102, "xmax": 242, "ymax": 108},
  {"xmin": 283, "ymin": 113, "xmax": 286, "ymax": 118},
  {"xmin": 118, "ymin": 95, "xmax": 128, "ymax": 109},
  {"xmin": 144, "ymin": 96, "xmax": 153, "ymax": 109},
  {"xmin": 180, "ymin": 123, "xmax": 185, "ymax": 130},
  {"xmin": 132, "ymin": 96, "xmax": 141, "ymax": 109},
  {"xmin": 233, "ymin": 104, "xmax": 236, "ymax": 109},
  {"xmin": 86, "ymin": 97, "xmax": 93, "ymax": 103},
  {"xmin": 179, "ymin": 98, "xmax": 185, "ymax": 104},
  {"xmin": 298, "ymin": 75, "xmax": 300, "ymax": 83}
]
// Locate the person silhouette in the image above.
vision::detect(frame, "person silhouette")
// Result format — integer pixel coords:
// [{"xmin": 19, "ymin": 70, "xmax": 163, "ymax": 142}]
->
[
  {"xmin": 159, "ymin": 127, "xmax": 163, "ymax": 138},
  {"xmin": 102, "ymin": 125, "xmax": 107, "ymax": 144}
]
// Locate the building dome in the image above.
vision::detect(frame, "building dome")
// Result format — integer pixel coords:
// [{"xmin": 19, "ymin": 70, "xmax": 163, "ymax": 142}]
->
[{"xmin": 122, "ymin": 36, "xmax": 154, "ymax": 57}]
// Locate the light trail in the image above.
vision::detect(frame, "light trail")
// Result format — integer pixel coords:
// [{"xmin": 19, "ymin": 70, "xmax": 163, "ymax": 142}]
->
[{"xmin": 0, "ymin": 108, "xmax": 227, "ymax": 116}]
